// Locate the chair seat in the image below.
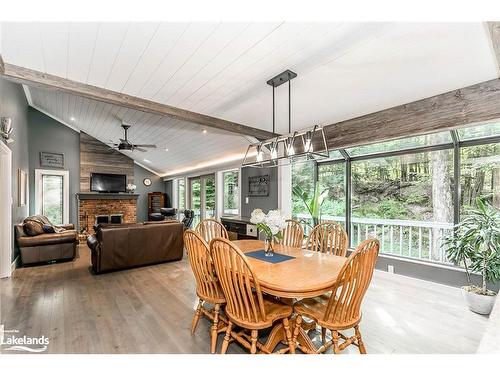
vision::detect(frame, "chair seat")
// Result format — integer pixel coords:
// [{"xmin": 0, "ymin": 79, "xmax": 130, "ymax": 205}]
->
[
  {"xmin": 294, "ymin": 295, "xmax": 361, "ymax": 331},
  {"xmin": 197, "ymin": 288, "xmax": 226, "ymax": 305},
  {"xmin": 225, "ymin": 295, "xmax": 293, "ymax": 330}
]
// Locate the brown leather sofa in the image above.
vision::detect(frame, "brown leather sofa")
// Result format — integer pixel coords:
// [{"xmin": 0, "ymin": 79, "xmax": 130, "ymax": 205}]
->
[
  {"xmin": 15, "ymin": 220, "xmax": 78, "ymax": 265},
  {"xmin": 87, "ymin": 221, "xmax": 184, "ymax": 273}
]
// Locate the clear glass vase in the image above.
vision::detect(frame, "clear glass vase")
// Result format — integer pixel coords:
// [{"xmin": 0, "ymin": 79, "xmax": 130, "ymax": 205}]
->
[{"xmin": 264, "ymin": 236, "xmax": 274, "ymax": 257}]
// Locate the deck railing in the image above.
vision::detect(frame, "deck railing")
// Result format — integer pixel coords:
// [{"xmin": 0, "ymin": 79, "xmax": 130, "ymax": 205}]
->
[{"xmin": 295, "ymin": 213, "xmax": 454, "ymax": 264}]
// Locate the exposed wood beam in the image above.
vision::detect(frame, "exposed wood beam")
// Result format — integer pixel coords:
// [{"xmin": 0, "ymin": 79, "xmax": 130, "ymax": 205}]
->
[
  {"xmin": 487, "ymin": 22, "xmax": 500, "ymax": 76},
  {"xmin": 0, "ymin": 61, "xmax": 276, "ymax": 140},
  {"xmin": 323, "ymin": 78, "xmax": 500, "ymax": 150},
  {"xmin": 0, "ymin": 55, "xmax": 5, "ymax": 74}
]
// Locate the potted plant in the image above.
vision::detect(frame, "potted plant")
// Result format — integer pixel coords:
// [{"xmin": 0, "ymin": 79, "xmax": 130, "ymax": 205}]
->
[
  {"xmin": 442, "ymin": 198, "xmax": 500, "ymax": 315},
  {"xmin": 292, "ymin": 181, "xmax": 329, "ymax": 228},
  {"xmin": 250, "ymin": 209, "xmax": 287, "ymax": 257}
]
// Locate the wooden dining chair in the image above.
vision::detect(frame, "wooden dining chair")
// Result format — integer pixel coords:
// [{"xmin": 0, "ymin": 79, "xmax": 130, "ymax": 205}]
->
[
  {"xmin": 184, "ymin": 230, "xmax": 227, "ymax": 353},
  {"xmin": 280, "ymin": 219, "xmax": 304, "ymax": 248},
  {"xmin": 195, "ymin": 218, "xmax": 229, "ymax": 244},
  {"xmin": 210, "ymin": 237, "xmax": 296, "ymax": 354},
  {"xmin": 291, "ymin": 238, "xmax": 380, "ymax": 354},
  {"xmin": 306, "ymin": 222, "xmax": 348, "ymax": 257}
]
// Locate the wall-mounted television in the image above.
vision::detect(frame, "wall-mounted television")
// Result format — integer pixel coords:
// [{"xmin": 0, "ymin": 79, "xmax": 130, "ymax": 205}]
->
[{"xmin": 90, "ymin": 173, "xmax": 127, "ymax": 193}]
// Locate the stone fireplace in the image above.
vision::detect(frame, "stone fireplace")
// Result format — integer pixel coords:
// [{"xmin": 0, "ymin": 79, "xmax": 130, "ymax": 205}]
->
[{"xmin": 77, "ymin": 193, "xmax": 138, "ymax": 233}]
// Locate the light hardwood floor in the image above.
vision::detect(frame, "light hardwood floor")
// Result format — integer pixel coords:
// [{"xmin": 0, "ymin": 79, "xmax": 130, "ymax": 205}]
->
[{"xmin": 0, "ymin": 246, "xmax": 489, "ymax": 354}]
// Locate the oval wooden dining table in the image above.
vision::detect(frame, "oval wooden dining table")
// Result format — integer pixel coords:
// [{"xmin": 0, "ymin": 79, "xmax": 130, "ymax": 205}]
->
[{"xmin": 232, "ymin": 239, "xmax": 347, "ymax": 353}]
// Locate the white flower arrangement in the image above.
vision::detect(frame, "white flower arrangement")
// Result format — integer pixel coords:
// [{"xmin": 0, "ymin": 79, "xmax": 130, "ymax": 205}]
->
[
  {"xmin": 127, "ymin": 183, "xmax": 137, "ymax": 192},
  {"xmin": 250, "ymin": 208, "xmax": 287, "ymax": 239}
]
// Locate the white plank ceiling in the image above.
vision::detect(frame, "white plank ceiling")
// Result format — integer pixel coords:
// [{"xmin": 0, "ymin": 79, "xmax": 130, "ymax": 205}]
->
[{"xmin": 1, "ymin": 22, "xmax": 498, "ymax": 175}]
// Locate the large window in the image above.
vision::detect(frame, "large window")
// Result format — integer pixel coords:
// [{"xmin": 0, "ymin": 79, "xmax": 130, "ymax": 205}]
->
[
  {"xmin": 351, "ymin": 150, "xmax": 454, "ymax": 262},
  {"xmin": 318, "ymin": 163, "xmax": 346, "ymax": 225},
  {"xmin": 223, "ymin": 170, "xmax": 239, "ymax": 215},
  {"xmin": 460, "ymin": 143, "xmax": 500, "ymax": 214},
  {"xmin": 291, "ymin": 121, "xmax": 499, "ymax": 265},
  {"xmin": 291, "ymin": 160, "xmax": 316, "ymax": 222},
  {"xmin": 35, "ymin": 169, "xmax": 69, "ymax": 225}
]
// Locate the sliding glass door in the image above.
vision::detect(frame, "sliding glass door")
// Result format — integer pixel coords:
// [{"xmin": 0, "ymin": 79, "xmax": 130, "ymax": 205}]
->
[{"xmin": 189, "ymin": 174, "xmax": 216, "ymax": 227}]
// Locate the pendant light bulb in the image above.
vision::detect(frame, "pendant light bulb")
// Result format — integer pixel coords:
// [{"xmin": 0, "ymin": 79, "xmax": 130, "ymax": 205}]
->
[
  {"xmin": 304, "ymin": 131, "xmax": 313, "ymax": 152},
  {"xmin": 256, "ymin": 145, "xmax": 264, "ymax": 162},
  {"xmin": 286, "ymin": 134, "xmax": 296, "ymax": 157},
  {"xmin": 271, "ymin": 143, "xmax": 278, "ymax": 160}
]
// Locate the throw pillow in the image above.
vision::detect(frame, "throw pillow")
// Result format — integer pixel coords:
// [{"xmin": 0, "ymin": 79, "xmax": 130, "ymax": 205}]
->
[{"xmin": 42, "ymin": 224, "xmax": 56, "ymax": 233}]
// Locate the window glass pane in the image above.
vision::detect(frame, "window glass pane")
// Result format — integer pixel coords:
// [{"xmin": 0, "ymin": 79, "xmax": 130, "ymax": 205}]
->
[
  {"xmin": 328, "ymin": 150, "xmax": 344, "ymax": 160},
  {"xmin": 460, "ymin": 143, "xmax": 500, "ymax": 214},
  {"xmin": 42, "ymin": 175, "xmax": 63, "ymax": 225},
  {"xmin": 351, "ymin": 150, "xmax": 454, "ymax": 263},
  {"xmin": 223, "ymin": 170, "xmax": 239, "ymax": 215},
  {"xmin": 190, "ymin": 178, "xmax": 201, "ymax": 227},
  {"xmin": 458, "ymin": 121, "xmax": 500, "ymax": 141},
  {"xmin": 318, "ymin": 163, "xmax": 346, "ymax": 227},
  {"xmin": 204, "ymin": 175, "xmax": 216, "ymax": 219},
  {"xmin": 178, "ymin": 179, "xmax": 185, "ymax": 210},
  {"xmin": 346, "ymin": 132, "xmax": 452, "ymax": 157},
  {"xmin": 291, "ymin": 160, "xmax": 316, "ymax": 222}
]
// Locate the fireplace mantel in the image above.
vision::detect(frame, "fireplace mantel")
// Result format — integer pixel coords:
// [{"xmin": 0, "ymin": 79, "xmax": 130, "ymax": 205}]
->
[{"xmin": 76, "ymin": 192, "xmax": 139, "ymax": 200}]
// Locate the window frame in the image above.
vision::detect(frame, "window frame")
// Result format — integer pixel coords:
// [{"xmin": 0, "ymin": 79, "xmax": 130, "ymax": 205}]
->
[{"xmin": 34, "ymin": 169, "xmax": 69, "ymax": 225}]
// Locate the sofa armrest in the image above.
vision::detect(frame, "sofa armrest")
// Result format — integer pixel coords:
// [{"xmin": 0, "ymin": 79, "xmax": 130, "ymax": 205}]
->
[
  {"xmin": 86, "ymin": 235, "xmax": 99, "ymax": 251},
  {"xmin": 60, "ymin": 223, "xmax": 75, "ymax": 230}
]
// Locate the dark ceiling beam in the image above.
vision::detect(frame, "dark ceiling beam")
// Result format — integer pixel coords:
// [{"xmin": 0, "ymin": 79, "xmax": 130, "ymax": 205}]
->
[
  {"xmin": 487, "ymin": 22, "xmax": 500, "ymax": 75},
  {"xmin": 0, "ymin": 60, "xmax": 276, "ymax": 140},
  {"xmin": 323, "ymin": 78, "xmax": 500, "ymax": 150}
]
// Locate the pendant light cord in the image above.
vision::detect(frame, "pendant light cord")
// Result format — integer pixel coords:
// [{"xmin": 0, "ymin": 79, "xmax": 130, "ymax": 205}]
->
[
  {"xmin": 272, "ymin": 86, "xmax": 275, "ymax": 134},
  {"xmin": 288, "ymin": 79, "xmax": 291, "ymax": 134}
]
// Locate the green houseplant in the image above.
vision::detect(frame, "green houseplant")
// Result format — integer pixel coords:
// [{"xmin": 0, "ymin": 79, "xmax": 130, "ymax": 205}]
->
[
  {"xmin": 292, "ymin": 181, "xmax": 329, "ymax": 228},
  {"xmin": 442, "ymin": 197, "xmax": 500, "ymax": 315}
]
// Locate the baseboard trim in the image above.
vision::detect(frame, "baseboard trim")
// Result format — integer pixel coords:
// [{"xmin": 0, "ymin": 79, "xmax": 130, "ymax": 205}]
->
[{"xmin": 11, "ymin": 255, "xmax": 19, "ymax": 273}]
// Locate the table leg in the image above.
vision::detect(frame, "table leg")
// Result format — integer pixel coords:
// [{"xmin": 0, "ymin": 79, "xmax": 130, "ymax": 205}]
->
[{"xmin": 262, "ymin": 316, "xmax": 316, "ymax": 353}]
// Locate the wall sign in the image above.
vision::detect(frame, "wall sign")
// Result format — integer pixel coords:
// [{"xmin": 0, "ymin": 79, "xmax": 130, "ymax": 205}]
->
[
  {"xmin": 248, "ymin": 175, "xmax": 270, "ymax": 197},
  {"xmin": 40, "ymin": 151, "xmax": 65, "ymax": 169}
]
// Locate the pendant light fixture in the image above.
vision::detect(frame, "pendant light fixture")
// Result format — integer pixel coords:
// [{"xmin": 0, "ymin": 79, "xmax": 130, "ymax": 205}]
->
[{"xmin": 242, "ymin": 70, "xmax": 329, "ymax": 168}]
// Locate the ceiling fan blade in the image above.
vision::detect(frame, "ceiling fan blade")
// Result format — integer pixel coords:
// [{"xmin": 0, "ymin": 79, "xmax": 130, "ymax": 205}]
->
[
  {"xmin": 119, "ymin": 138, "xmax": 127, "ymax": 143},
  {"xmin": 134, "ymin": 147, "xmax": 148, "ymax": 152},
  {"xmin": 133, "ymin": 144, "xmax": 157, "ymax": 148}
]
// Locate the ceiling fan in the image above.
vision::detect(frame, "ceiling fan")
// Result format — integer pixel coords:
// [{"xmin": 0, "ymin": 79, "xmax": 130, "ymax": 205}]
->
[{"xmin": 108, "ymin": 123, "xmax": 157, "ymax": 152}]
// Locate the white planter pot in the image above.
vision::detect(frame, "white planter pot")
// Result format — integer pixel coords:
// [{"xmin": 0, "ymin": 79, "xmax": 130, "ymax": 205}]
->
[{"xmin": 461, "ymin": 287, "xmax": 497, "ymax": 315}]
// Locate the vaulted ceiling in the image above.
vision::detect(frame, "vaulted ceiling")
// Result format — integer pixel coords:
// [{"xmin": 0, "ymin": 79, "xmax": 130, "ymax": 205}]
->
[{"xmin": 1, "ymin": 22, "xmax": 498, "ymax": 175}]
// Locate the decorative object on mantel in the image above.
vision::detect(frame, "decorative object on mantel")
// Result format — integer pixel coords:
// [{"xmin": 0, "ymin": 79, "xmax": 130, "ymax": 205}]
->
[
  {"xmin": 40, "ymin": 151, "xmax": 65, "ymax": 168},
  {"xmin": 250, "ymin": 209, "xmax": 287, "ymax": 257},
  {"xmin": 242, "ymin": 70, "xmax": 329, "ymax": 168},
  {"xmin": 248, "ymin": 175, "xmax": 269, "ymax": 197},
  {"xmin": 1, "ymin": 117, "xmax": 14, "ymax": 144},
  {"xmin": 127, "ymin": 183, "xmax": 137, "ymax": 193},
  {"xmin": 17, "ymin": 169, "xmax": 27, "ymax": 207},
  {"xmin": 143, "ymin": 178, "xmax": 152, "ymax": 186},
  {"xmin": 442, "ymin": 197, "xmax": 500, "ymax": 315}
]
